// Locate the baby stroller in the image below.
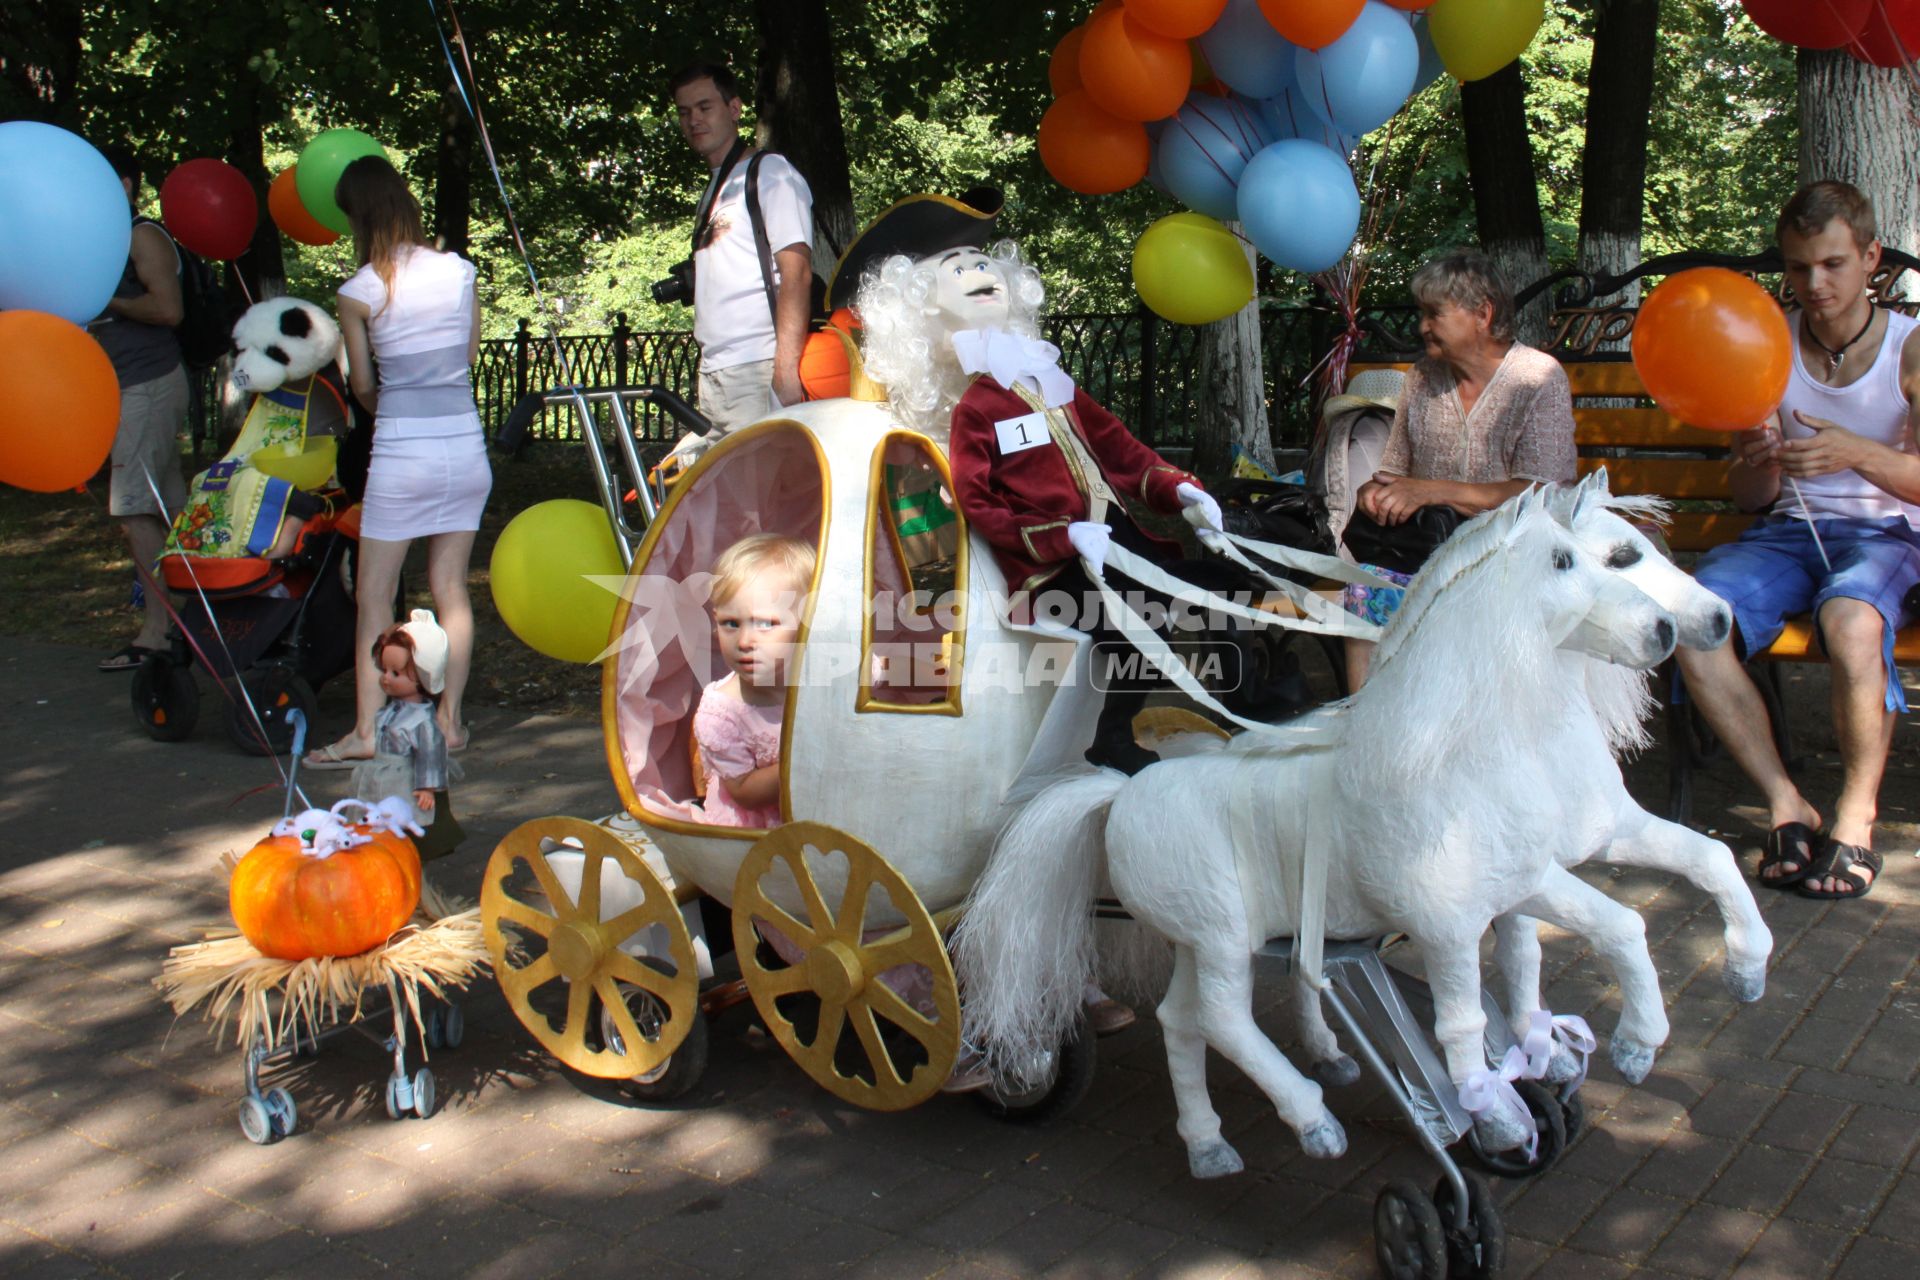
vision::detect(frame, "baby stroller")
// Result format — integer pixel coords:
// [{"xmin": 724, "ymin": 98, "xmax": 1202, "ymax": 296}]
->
[{"xmin": 133, "ymin": 500, "xmax": 367, "ymax": 755}]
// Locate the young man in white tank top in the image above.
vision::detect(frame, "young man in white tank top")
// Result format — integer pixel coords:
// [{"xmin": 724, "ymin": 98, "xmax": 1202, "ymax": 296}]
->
[{"xmin": 1675, "ymin": 182, "xmax": 1920, "ymax": 902}]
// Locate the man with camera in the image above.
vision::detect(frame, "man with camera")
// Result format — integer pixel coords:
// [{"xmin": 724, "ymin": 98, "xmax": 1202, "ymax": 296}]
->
[{"xmin": 663, "ymin": 62, "xmax": 814, "ymax": 440}]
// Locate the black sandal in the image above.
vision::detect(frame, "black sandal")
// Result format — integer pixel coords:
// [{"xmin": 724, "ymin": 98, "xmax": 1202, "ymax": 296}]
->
[
  {"xmin": 1757, "ymin": 821, "xmax": 1820, "ymax": 889},
  {"xmin": 1796, "ymin": 839, "xmax": 1881, "ymax": 900}
]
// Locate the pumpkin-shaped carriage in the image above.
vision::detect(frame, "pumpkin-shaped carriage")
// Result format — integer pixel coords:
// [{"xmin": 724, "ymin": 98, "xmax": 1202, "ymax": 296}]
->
[{"xmin": 480, "ymin": 387, "xmax": 1150, "ymax": 1114}]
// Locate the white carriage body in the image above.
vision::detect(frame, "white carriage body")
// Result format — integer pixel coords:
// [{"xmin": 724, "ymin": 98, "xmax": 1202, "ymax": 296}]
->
[{"xmin": 602, "ymin": 400, "xmax": 1101, "ymax": 925}]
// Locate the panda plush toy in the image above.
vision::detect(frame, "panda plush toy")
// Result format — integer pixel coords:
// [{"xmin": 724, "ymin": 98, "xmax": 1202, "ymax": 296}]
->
[{"xmin": 164, "ymin": 297, "xmax": 356, "ymax": 564}]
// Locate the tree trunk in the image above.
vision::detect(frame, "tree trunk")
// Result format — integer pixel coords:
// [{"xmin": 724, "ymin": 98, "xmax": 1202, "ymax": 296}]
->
[
  {"xmin": 434, "ymin": 80, "xmax": 473, "ymax": 256},
  {"xmin": 0, "ymin": 0, "xmax": 84, "ymax": 126},
  {"xmin": 228, "ymin": 87, "xmax": 284, "ymax": 304},
  {"xmin": 751, "ymin": 0, "xmax": 857, "ymax": 262},
  {"xmin": 1461, "ymin": 62, "xmax": 1551, "ymax": 342},
  {"xmin": 1798, "ymin": 46, "xmax": 1920, "ymax": 290},
  {"xmin": 1576, "ymin": 0, "xmax": 1659, "ymax": 306},
  {"xmin": 1193, "ymin": 227, "xmax": 1270, "ymax": 477}
]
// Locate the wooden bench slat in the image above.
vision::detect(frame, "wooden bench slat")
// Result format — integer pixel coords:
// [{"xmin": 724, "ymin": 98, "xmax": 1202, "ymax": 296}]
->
[
  {"xmin": 1563, "ymin": 362, "xmax": 1648, "ymax": 395},
  {"xmin": 1659, "ymin": 511, "xmax": 1757, "ymax": 553},
  {"xmin": 1571, "ymin": 407, "xmax": 1730, "ymax": 448},
  {"xmin": 1575, "ymin": 457, "xmax": 1738, "ymax": 500}
]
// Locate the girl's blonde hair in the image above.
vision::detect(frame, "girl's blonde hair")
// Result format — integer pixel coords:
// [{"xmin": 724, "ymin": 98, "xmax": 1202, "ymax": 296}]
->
[
  {"xmin": 710, "ymin": 534, "xmax": 816, "ymax": 606},
  {"xmin": 335, "ymin": 155, "xmax": 429, "ymax": 315}
]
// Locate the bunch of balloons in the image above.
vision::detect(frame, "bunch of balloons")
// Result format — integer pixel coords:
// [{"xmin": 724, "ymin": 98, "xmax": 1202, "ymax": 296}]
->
[
  {"xmin": 1039, "ymin": 0, "xmax": 1546, "ymax": 325},
  {"xmin": 0, "ymin": 123, "xmax": 128, "ymax": 491},
  {"xmin": 1741, "ymin": 0, "xmax": 1919, "ymax": 68}
]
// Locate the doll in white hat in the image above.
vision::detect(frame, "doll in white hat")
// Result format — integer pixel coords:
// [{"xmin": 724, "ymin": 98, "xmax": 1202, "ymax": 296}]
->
[{"xmin": 351, "ymin": 608, "xmax": 464, "ymax": 861}]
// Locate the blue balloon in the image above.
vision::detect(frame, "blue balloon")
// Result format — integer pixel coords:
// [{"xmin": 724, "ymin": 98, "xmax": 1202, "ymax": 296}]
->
[
  {"xmin": 1410, "ymin": 16, "xmax": 1446, "ymax": 95},
  {"xmin": 1155, "ymin": 94, "xmax": 1272, "ymax": 222},
  {"xmin": 1197, "ymin": 0, "xmax": 1297, "ymax": 100},
  {"xmin": 0, "ymin": 123, "xmax": 131, "ymax": 325},
  {"xmin": 1255, "ymin": 88, "xmax": 1358, "ymax": 157},
  {"xmin": 1237, "ymin": 139, "xmax": 1361, "ymax": 275},
  {"xmin": 1294, "ymin": 1, "xmax": 1420, "ymax": 138}
]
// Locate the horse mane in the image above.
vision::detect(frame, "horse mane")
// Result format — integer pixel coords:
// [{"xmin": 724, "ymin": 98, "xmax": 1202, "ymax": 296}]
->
[
  {"xmin": 1545, "ymin": 474, "xmax": 1662, "ymax": 758},
  {"xmin": 1350, "ymin": 497, "xmax": 1569, "ymax": 783}
]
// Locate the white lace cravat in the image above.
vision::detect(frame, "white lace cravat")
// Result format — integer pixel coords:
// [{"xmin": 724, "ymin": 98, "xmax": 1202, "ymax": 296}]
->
[{"xmin": 950, "ymin": 328, "xmax": 1076, "ymax": 409}]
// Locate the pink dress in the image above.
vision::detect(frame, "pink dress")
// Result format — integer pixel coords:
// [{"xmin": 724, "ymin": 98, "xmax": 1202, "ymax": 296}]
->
[{"xmin": 692, "ymin": 676, "xmax": 784, "ymax": 827}]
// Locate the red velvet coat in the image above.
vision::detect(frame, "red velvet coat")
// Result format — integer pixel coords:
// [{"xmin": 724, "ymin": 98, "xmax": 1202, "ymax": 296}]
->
[{"xmin": 947, "ymin": 378, "xmax": 1198, "ymax": 594}]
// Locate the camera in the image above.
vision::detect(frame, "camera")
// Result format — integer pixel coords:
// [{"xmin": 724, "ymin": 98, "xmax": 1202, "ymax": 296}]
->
[{"xmin": 651, "ymin": 259, "xmax": 695, "ymax": 306}]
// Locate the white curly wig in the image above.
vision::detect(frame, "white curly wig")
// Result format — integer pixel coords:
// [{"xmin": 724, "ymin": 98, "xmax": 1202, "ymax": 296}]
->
[{"xmin": 854, "ymin": 239, "xmax": 1048, "ymax": 437}]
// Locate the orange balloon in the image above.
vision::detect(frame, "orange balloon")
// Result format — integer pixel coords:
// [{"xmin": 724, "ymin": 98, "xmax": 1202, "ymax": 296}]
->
[
  {"xmin": 1631, "ymin": 268, "xmax": 1792, "ymax": 432},
  {"xmin": 1080, "ymin": 6, "xmax": 1192, "ymax": 122},
  {"xmin": 800, "ymin": 309, "xmax": 862, "ymax": 401},
  {"xmin": 1257, "ymin": 0, "xmax": 1365, "ymax": 49},
  {"xmin": 1038, "ymin": 90, "xmax": 1152, "ymax": 194},
  {"xmin": 1050, "ymin": 26, "xmax": 1088, "ymax": 96},
  {"xmin": 0, "ymin": 310, "xmax": 120, "ymax": 492},
  {"xmin": 268, "ymin": 166, "xmax": 340, "ymax": 247},
  {"xmin": 1124, "ymin": 0, "xmax": 1231, "ymax": 39}
]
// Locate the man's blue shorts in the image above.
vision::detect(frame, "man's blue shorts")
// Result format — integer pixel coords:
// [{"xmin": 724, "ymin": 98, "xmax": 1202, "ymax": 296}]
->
[{"xmin": 1693, "ymin": 514, "xmax": 1920, "ymax": 713}]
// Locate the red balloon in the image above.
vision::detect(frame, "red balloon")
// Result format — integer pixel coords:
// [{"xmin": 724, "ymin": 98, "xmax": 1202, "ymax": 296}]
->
[
  {"xmin": 159, "ymin": 159, "xmax": 259, "ymax": 260},
  {"xmin": 1038, "ymin": 90, "xmax": 1152, "ymax": 194},
  {"xmin": 268, "ymin": 166, "xmax": 340, "ymax": 247},
  {"xmin": 1848, "ymin": 0, "xmax": 1920, "ymax": 65},
  {"xmin": 1080, "ymin": 6, "xmax": 1192, "ymax": 122},
  {"xmin": 1258, "ymin": 0, "xmax": 1364, "ymax": 50},
  {"xmin": 0, "ymin": 310, "xmax": 120, "ymax": 492},
  {"xmin": 1631, "ymin": 268, "xmax": 1792, "ymax": 433},
  {"xmin": 1740, "ymin": 0, "xmax": 1873, "ymax": 49},
  {"xmin": 1124, "ymin": 0, "xmax": 1230, "ymax": 40}
]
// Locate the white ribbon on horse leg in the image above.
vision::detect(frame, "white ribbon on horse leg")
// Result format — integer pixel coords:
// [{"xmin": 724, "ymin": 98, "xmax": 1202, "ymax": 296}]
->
[
  {"xmin": 1458, "ymin": 1045, "xmax": 1540, "ymax": 1161},
  {"xmin": 1215, "ymin": 530, "xmax": 1399, "ymax": 592}
]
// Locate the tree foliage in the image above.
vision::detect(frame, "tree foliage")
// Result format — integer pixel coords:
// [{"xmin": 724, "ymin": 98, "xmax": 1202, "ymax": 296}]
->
[{"xmin": 5, "ymin": 0, "xmax": 1805, "ymax": 333}]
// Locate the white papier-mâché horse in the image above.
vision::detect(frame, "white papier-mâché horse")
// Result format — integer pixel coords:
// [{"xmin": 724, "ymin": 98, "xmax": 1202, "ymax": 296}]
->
[
  {"xmin": 1487, "ymin": 475, "xmax": 1772, "ymax": 1057},
  {"xmin": 957, "ymin": 489, "xmax": 1681, "ymax": 1178}
]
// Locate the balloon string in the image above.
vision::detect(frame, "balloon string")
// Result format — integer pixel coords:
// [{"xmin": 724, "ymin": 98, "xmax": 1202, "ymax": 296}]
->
[
  {"xmin": 227, "ymin": 259, "xmax": 254, "ymax": 307},
  {"xmin": 1784, "ymin": 475, "xmax": 1835, "ymax": 571},
  {"xmin": 425, "ymin": 0, "xmax": 584, "ymax": 395}
]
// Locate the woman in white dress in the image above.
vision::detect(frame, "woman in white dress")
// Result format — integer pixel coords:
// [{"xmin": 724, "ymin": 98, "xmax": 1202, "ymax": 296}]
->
[{"xmin": 305, "ymin": 155, "xmax": 491, "ymax": 769}]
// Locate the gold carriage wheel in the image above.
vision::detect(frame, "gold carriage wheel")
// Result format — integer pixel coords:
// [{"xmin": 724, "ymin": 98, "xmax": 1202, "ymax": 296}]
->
[
  {"xmin": 1132, "ymin": 705, "xmax": 1232, "ymax": 746},
  {"xmin": 731, "ymin": 822, "xmax": 960, "ymax": 1111},
  {"xmin": 481, "ymin": 816, "xmax": 698, "ymax": 1080}
]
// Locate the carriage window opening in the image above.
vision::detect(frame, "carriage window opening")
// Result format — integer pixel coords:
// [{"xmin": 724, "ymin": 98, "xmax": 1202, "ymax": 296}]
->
[{"xmin": 862, "ymin": 435, "xmax": 966, "ymax": 712}]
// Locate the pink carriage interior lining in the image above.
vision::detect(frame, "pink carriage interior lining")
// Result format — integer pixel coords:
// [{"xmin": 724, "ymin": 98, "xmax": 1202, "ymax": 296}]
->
[{"xmin": 613, "ymin": 427, "xmax": 823, "ymax": 822}]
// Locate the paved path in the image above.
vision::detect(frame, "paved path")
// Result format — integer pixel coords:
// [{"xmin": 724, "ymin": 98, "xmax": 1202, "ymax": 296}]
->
[{"xmin": 1, "ymin": 638, "xmax": 1916, "ymax": 1279}]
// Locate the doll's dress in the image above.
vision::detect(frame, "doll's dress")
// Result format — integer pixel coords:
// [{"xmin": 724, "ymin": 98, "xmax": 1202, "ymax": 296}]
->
[
  {"xmin": 690, "ymin": 675, "xmax": 783, "ymax": 829},
  {"xmin": 351, "ymin": 699, "xmax": 466, "ymax": 861}
]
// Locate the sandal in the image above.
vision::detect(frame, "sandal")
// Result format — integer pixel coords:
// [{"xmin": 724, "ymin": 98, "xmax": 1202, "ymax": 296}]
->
[
  {"xmin": 1757, "ymin": 821, "xmax": 1820, "ymax": 889},
  {"xmin": 303, "ymin": 743, "xmax": 371, "ymax": 771},
  {"xmin": 98, "ymin": 644, "xmax": 164, "ymax": 673},
  {"xmin": 1796, "ymin": 839, "xmax": 1881, "ymax": 900}
]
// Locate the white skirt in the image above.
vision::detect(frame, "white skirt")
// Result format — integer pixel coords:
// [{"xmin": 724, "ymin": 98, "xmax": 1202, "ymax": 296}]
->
[{"xmin": 360, "ymin": 426, "xmax": 492, "ymax": 541}]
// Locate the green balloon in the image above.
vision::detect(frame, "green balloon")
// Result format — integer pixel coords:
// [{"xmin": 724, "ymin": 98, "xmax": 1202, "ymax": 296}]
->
[
  {"xmin": 490, "ymin": 499, "xmax": 626, "ymax": 664},
  {"xmin": 294, "ymin": 128, "xmax": 388, "ymax": 235}
]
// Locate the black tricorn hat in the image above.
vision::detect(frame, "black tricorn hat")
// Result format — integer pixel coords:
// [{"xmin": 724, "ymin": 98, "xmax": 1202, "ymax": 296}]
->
[{"xmin": 826, "ymin": 186, "xmax": 1004, "ymax": 312}]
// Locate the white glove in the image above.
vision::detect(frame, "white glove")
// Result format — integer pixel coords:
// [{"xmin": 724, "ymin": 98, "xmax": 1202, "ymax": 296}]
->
[
  {"xmin": 1067, "ymin": 521, "xmax": 1111, "ymax": 575},
  {"xmin": 1177, "ymin": 482, "xmax": 1224, "ymax": 535}
]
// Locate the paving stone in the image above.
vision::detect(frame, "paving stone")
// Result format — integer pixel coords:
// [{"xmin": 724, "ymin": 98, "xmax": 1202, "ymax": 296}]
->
[
  {"xmin": 1564, "ymin": 1185, "xmax": 1688, "ymax": 1262},
  {"xmin": 1503, "ymin": 1173, "xmax": 1615, "ymax": 1247},
  {"xmin": 1751, "ymin": 1093, "xmax": 1853, "ymax": 1155},
  {"xmin": 1686, "ymin": 1080, "xmax": 1782, "ymax": 1141},
  {"xmin": 1834, "ymin": 1234, "xmax": 1920, "ymax": 1280},
  {"xmin": 1643, "ymin": 1203, "xmax": 1769, "ymax": 1279},
  {"xmin": 1736, "ymin": 1215, "xmax": 1852, "ymax": 1276},
  {"xmin": 1628, "ymin": 1132, "xmax": 1738, "ymax": 1200},
  {"xmin": 1702, "ymin": 1145, "xmax": 1814, "ymax": 1216},
  {"xmin": 1781, "ymin": 1156, "xmax": 1896, "ymax": 1233},
  {"xmin": 1774, "ymin": 1016, "xmax": 1870, "ymax": 1071}
]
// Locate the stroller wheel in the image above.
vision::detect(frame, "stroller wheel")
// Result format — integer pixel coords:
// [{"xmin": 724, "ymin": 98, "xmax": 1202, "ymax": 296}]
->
[
  {"xmin": 132, "ymin": 653, "xmax": 199, "ymax": 742},
  {"xmin": 227, "ymin": 669, "xmax": 317, "ymax": 756}
]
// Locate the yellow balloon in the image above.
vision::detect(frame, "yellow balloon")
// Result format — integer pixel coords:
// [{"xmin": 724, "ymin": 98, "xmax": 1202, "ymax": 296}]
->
[
  {"xmin": 489, "ymin": 499, "xmax": 625, "ymax": 664},
  {"xmin": 1427, "ymin": 0, "xmax": 1544, "ymax": 82},
  {"xmin": 1131, "ymin": 212, "xmax": 1254, "ymax": 327}
]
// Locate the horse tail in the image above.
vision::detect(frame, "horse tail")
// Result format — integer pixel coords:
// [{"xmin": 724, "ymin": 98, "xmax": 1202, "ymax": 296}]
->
[{"xmin": 955, "ymin": 770, "xmax": 1125, "ymax": 1081}]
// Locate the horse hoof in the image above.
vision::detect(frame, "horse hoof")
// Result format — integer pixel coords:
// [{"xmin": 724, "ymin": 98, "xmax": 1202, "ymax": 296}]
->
[
  {"xmin": 1188, "ymin": 1139, "xmax": 1245, "ymax": 1179},
  {"xmin": 1724, "ymin": 964, "xmax": 1766, "ymax": 1004},
  {"xmin": 1611, "ymin": 1037, "xmax": 1657, "ymax": 1084},
  {"xmin": 1311, "ymin": 1054, "xmax": 1361, "ymax": 1089},
  {"xmin": 1541, "ymin": 1043, "xmax": 1583, "ymax": 1086},
  {"xmin": 1298, "ymin": 1115, "xmax": 1347, "ymax": 1160},
  {"xmin": 1472, "ymin": 1108, "xmax": 1532, "ymax": 1154}
]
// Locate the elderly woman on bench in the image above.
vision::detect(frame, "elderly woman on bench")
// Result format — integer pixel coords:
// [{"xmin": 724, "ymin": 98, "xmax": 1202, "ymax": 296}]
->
[{"xmin": 1342, "ymin": 248, "xmax": 1578, "ymax": 688}]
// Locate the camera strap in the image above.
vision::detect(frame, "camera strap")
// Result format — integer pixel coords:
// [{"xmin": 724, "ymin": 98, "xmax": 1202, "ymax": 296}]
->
[
  {"xmin": 690, "ymin": 137, "xmax": 750, "ymax": 256},
  {"xmin": 744, "ymin": 152, "xmax": 779, "ymax": 325}
]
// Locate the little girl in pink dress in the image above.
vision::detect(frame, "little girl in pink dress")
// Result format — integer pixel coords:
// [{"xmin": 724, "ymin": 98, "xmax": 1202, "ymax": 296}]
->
[{"xmin": 692, "ymin": 534, "xmax": 816, "ymax": 827}]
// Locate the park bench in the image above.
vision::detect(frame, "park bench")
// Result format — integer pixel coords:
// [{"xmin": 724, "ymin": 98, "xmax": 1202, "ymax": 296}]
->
[{"xmin": 1347, "ymin": 245, "xmax": 1920, "ymax": 823}]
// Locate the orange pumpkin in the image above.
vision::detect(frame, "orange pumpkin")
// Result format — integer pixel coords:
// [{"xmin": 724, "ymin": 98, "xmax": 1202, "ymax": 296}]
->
[{"xmin": 229, "ymin": 825, "xmax": 422, "ymax": 960}]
